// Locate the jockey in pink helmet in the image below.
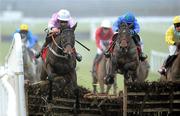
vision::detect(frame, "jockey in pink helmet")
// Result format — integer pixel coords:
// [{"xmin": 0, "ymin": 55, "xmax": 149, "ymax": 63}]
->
[{"xmin": 36, "ymin": 9, "xmax": 82, "ymax": 61}]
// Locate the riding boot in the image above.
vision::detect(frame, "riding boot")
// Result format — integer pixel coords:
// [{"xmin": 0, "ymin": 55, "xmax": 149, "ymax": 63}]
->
[
  {"xmin": 132, "ymin": 34, "xmax": 147, "ymax": 61},
  {"xmin": 158, "ymin": 55, "xmax": 177, "ymax": 75},
  {"xmin": 76, "ymin": 52, "xmax": 82, "ymax": 62}
]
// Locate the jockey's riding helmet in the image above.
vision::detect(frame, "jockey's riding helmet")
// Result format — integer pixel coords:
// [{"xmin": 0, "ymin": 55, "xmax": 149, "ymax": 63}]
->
[
  {"xmin": 101, "ymin": 19, "xmax": 111, "ymax": 28},
  {"xmin": 173, "ymin": 16, "xmax": 180, "ymax": 24},
  {"xmin": 124, "ymin": 12, "xmax": 135, "ymax": 23},
  {"xmin": 57, "ymin": 9, "xmax": 71, "ymax": 21},
  {"xmin": 20, "ymin": 24, "xmax": 28, "ymax": 31}
]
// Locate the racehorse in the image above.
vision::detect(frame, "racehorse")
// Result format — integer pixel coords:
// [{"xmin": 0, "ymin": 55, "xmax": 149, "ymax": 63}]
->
[
  {"xmin": 92, "ymin": 40, "xmax": 117, "ymax": 95},
  {"xmin": 162, "ymin": 41, "xmax": 180, "ymax": 82},
  {"xmin": 20, "ymin": 32, "xmax": 40, "ymax": 82},
  {"xmin": 105, "ymin": 22, "xmax": 149, "ymax": 84},
  {"xmin": 39, "ymin": 24, "xmax": 79, "ymax": 108}
]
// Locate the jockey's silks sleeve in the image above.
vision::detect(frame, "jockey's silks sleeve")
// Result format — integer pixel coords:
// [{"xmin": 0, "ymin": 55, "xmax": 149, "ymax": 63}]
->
[{"xmin": 165, "ymin": 25, "xmax": 175, "ymax": 45}]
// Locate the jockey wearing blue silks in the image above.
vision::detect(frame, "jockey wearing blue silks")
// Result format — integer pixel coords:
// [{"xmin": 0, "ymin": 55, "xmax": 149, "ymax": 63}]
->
[
  {"xmin": 112, "ymin": 12, "xmax": 140, "ymax": 33},
  {"xmin": 112, "ymin": 12, "xmax": 147, "ymax": 61},
  {"xmin": 15, "ymin": 24, "xmax": 38, "ymax": 49}
]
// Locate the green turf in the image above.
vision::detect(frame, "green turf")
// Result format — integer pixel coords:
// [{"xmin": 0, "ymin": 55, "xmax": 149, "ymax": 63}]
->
[{"xmin": 0, "ymin": 41, "xmax": 11, "ymax": 65}]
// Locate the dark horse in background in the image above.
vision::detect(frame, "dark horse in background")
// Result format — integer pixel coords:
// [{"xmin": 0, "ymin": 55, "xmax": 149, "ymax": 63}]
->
[
  {"xmin": 92, "ymin": 40, "xmax": 117, "ymax": 95},
  {"xmin": 161, "ymin": 41, "xmax": 180, "ymax": 82},
  {"xmin": 20, "ymin": 32, "xmax": 41, "ymax": 83},
  {"xmin": 105, "ymin": 22, "xmax": 149, "ymax": 85},
  {"xmin": 39, "ymin": 24, "xmax": 79, "ymax": 109}
]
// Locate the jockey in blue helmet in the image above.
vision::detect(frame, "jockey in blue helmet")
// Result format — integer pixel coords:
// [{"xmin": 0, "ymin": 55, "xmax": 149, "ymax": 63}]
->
[{"xmin": 111, "ymin": 12, "xmax": 147, "ymax": 61}]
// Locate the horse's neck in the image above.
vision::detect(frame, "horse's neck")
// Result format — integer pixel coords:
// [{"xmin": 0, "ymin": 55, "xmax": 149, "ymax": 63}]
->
[
  {"xmin": 176, "ymin": 53, "xmax": 180, "ymax": 67},
  {"xmin": 23, "ymin": 47, "xmax": 31, "ymax": 64}
]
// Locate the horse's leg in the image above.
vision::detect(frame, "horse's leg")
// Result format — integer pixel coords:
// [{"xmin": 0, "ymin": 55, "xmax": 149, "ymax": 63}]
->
[
  {"xmin": 69, "ymin": 70, "xmax": 80, "ymax": 111},
  {"xmin": 98, "ymin": 64, "xmax": 105, "ymax": 94},
  {"xmin": 40, "ymin": 64, "xmax": 48, "ymax": 80},
  {"xmin": 113, "ymin": 76, "xmax": 117, "ymax": 95},
  {"xmin": 46, "ymin": 63, "xmax": 56, "ymax": 101},
  {"xmin": 105, "ymin": 58, "xmax": 116, "ymax": 85},
  {"xmin": 136, "ymin": 61, "xmax": 149, "ymax": 82},
  {"xmin": 92, "ymin": 75, "xmax": 97, "ymax": 94}
]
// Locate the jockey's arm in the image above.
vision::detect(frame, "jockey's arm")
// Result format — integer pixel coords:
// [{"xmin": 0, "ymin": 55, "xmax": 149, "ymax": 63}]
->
[
  {"xmin": 133, "ymin": 19, "xmax": 140, "ymax": 33},
  {"xmin": 165, "ymin": 26, "xmax": 175, "ymax": 45},
  {"xmin": 95, "ymin": 29, "xmax": 103, "ymax": 50}
]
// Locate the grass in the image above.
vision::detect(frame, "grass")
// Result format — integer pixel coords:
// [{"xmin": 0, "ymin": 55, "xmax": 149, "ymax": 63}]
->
[{"xmin": 0, "ymin": 21, "xmax": 171, "ymax": 92}]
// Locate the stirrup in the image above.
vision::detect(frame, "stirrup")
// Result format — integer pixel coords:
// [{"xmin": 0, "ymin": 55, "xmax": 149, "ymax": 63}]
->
[
  {"xmin": 104, "ymin": 52, "xmax": 110, "ymax": 58},
  {"xmin": 140, "ymin": 53, "xmax": 148, "ymax": 61},
  {"xmin": 76, "ymin": 53, "xmax": 82, "ymax": 62}
]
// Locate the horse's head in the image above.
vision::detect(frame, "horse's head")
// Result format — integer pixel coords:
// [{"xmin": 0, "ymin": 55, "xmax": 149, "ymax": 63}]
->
[
  {"xmin": 54, "ymin": 23, "xmax": 77, "ymax": 56},
  {"xmin": 20, "ymin": 32, "xmax": 28, "ymax": 54},
  {"xmin": 116, "ymin": 22, "xmax": 131, "ymax": 54}
]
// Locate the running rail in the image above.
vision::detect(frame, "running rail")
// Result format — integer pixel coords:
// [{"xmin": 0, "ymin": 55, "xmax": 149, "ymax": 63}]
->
[{"xmin": 0, "ymin": 33, "xmax": 26, "ymax": 116}]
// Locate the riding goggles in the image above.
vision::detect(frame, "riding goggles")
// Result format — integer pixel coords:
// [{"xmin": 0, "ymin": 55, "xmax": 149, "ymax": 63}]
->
[{"xmin": 174, "ymin": 23, "xmax": 180, "ymax": 28}]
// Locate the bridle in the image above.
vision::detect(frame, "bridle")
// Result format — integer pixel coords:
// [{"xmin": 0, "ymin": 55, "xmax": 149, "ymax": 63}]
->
[{"xmin": 48, "ymin": 28, "xmax": 75, "ymax": 59}]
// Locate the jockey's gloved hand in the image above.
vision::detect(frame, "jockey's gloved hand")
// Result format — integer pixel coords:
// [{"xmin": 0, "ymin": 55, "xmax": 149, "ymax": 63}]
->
[{"xmin": 104, "ymin": 51, "xmax": 110, "ymax": 58}]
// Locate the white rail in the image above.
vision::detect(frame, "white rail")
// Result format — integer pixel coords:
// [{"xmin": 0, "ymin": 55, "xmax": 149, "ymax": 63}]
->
[
  {"xmin": 0, "ymin": 33, "xmax": 26, "ymax": 116},
  {"xmin": 150, "ymin": 50, "xmax": 168, "ymax": 72}
]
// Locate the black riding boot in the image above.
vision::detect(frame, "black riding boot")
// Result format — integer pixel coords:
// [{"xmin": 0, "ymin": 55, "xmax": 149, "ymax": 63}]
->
[{"xmin": 132, "ymin": 33, "xmax": 147, "ymax": 61}]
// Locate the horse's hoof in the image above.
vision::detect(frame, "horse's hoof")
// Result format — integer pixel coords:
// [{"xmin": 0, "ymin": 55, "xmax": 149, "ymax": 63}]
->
[{"xmin": 105, "ymin": 77, "xmax": 114, "ymax": 84}]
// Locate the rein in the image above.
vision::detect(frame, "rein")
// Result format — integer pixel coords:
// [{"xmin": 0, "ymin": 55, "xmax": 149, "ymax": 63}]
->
[
  {"xmin": 49, "ymin": 33, "xmax": 64, "ymax": 51},
  {"xmin": 49, "ymin": 46, "xmax": 68, "ymax": 59}
]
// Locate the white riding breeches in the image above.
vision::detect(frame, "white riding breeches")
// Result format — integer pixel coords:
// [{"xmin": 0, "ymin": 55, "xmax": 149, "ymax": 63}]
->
[
  {"xmin": 97, "ymin": 48, "xmax": 103, "ymax": 55},
  {"xmin": 169, "ymin": 45, "xmax": 176, "ymax": 56}
]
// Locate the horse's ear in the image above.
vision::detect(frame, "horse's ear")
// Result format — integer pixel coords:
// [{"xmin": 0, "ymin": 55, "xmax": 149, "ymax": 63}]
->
[{"xmin": 72, "ymin": 23, "xmax": 77, "ymax": 31}]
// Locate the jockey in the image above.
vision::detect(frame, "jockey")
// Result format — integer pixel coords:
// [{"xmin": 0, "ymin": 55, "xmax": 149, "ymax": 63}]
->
[
  {"xmin": 16, "ymin": 24, "xmax": 38, "ymax": 49},
  {"xmin": 35, "ymin": 9, "xmax": 82, "ymax": 62},
  {"xmin": 105, "ymin": 12, "xmax": 147, "ymax": 61},
  {"xmin": 92, "ymin": 19, "xmax": 114, "ymax": 73},
  {"xmin": 158, "ymin": 15, "xmax": 180, "ymax": 75}
]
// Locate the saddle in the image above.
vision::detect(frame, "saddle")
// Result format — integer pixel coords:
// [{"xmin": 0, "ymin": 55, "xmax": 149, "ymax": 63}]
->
[{"xmin": 42, "ymin": 47, "xmax": 48, "ymax": 62}]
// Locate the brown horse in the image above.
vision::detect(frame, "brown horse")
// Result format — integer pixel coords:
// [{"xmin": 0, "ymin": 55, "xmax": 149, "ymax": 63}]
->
[
  {"xmin": 105, "ymin": 22, "xmax": 149, "ymax": 84},
  {"xmin": 162, "ymin": 42, "xmax": 180, "ymax": 82},
  {"xmin": 39, "ymin": 25, "xmax": 79, "ymax": 105},
  {"xmin": 92, "ymin": 40, "xmax": 117, "ymax": 94}
]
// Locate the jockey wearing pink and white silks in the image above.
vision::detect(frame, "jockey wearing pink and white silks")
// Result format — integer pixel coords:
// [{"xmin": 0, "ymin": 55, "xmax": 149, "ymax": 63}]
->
[{"xmin": 35, "ymin": 9, "xmax": 82, "ymax": 62}]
